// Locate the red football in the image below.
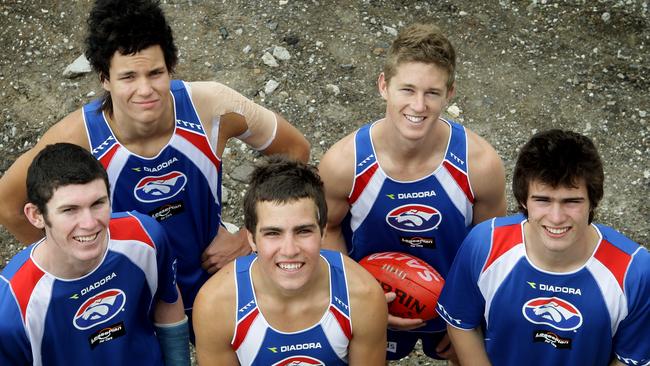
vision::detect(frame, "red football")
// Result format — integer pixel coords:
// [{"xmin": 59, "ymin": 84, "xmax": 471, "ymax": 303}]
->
[{"xmin": 359, "ymin": 251, "xmax": 444, "ymax": 321}]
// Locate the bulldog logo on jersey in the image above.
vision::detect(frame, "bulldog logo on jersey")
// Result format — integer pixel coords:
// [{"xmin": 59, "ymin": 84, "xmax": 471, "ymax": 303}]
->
[
  {"xmin": 522, "ymin": 297, "xmax": 583, "ymax": 331},
  {"xmin": 73, "ymin": 289, "xmax": 126, "ymax": 330},
  {"xmin": 385, "ymin": 204, "xmax": 442, "ymax": 232},
  {"xmin": 272, "ymin": 356, "xmax": 324, "ymax": 366},
  {"xmin": 134, "ymin": 171, "xmax": 187, "ymax": 203}
]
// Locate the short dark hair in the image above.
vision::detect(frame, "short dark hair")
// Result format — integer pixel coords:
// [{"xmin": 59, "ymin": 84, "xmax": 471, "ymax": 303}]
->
[
  {"xmin": 383, "ymin": 23, "xmax": 456, "ymax": 90},
  {"xmin": 27, "ymin": 143, "xmax": 109, "ymax": 221},
  {"xmin": 244, "ymin": 156, "xmax": 327, "ymax": 234},
  {"xmin": 84, "ymin": 0, "xmax": 178, "ymax": 115},
  {"xmin": 512, "ymin": 129, "xmax": 604, "ymax": 223}
]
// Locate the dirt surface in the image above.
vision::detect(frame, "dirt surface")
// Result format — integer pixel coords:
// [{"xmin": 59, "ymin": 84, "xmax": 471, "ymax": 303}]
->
[{"xmin": 1, "ymin": 1, "xmax": 648, "ymax": 364}]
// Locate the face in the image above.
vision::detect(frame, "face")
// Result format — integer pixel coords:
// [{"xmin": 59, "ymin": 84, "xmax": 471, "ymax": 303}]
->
[
  {"xmin": 378, "ymin": 61, "xmax": 455, "ymax": 141},
  {"xmin": 102, "ymin": 45, "xmax": 171, "ymax": 126},
  {"xmin": 248, "ymin": 198, "xmax": 323, "ymax": 293},
  {"xmin": 25, "ymin": 179, "xmax": 111, "ymax": 277},
  {"xmin": 524, "ymin": 179, "xmax": 592, "ymax": 256}
]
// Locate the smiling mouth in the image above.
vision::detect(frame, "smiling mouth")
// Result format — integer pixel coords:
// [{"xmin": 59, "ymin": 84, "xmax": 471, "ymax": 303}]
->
[
  {"xmin": 544, "ymin": 226, "xmax": 570, "ymax": 235},
  {"xmin": 74, "ymin": 233, "xmax": 99, "ymax": 243},
  {"xmin": 404, "ymin": 114, "xmax": 425, "ymax": 123},
  {"xmin": 277, "ymin": 262, "xmax": 303, "ymax": 271}
]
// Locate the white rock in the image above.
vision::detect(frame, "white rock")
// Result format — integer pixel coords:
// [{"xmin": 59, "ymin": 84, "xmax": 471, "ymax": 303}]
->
[
  {"xmin": 639, "ymin": 110, "xmax": 647, "ymax": 118},
  {"xmin": 63, "ymin": 54, "xmax": 91, "ymax": 78},
  {"xmin": 325, "ymin": 84, "xmax": 340, "ymax": 95},
  {"xmin": 262, "ymin": 52, "xmax": 279, "ymax": 67},
  {"xmin": 273, "ymin": 45, "xmax": 291, "ymax": 60},
  {"xmin": 86, "ymin": 91, "xmax": 96, "ymax": 97},
  {"xmin": 602, "ymin": 12, "xmax": 611, "ymax": 22},
  {"xmin": 264, "ymin": 79, "xmax": 280, "ymax": 94},
  {"xmin": 383, "ymin": 25, "xmax": 398, "ymax": 36},
  {"xmin": 242, "ymin": 45, "xmax": 252, "ymax": 54},
  {"xmin": 447, "ymin": 104, "xmax": 461, "ymax": 118}
]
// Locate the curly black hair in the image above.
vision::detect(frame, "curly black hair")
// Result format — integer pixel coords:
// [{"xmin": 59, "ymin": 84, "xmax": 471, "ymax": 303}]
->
[
  {"xmin": 513, "ymin": 129, "xmax": 604, "ymax": 223},
  {"xmin": 84, "ymin": 0, "xmax": 178, "ymax": 114}
]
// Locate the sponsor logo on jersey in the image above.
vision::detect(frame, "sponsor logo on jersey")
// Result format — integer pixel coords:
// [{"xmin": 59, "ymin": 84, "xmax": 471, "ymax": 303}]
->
[
  {"xmin": 88, "ymin": 321, "xmax": 126, "ymax": 349},
  {"xmin": 73, "ymin": 289, "xmax": 126, "ymax": 330},
  {"xmin": 134, "ymin": 171, "xmax": 187, "ymax": 203},
  {"xmin": 522, "ymin": 297, "xmax": 583, "ymax": 331},
  {"xmin": 526, "ymin": 281, "xmax": 582, "ymax": 296},
  {"xmin": 533, "ymin": 330, "xmax": 572, "ymax": 349},
  {"xmin": 387, "ymin": 341, "xmax": 397, "ymax": 353},
  {"xmin": 386, "ymin": 190, "xmax": 437, "ymax": 200},
  {"xmin": 149, "ymin": 201, "xmax": 185, "ymax": 221},
  {"xmin": 386, "ymin": 204, "xmax": 442, "ymax": 232},
  {"xmin": 132, "ymin": 157, "xmax": 180, "ymax": 173},
  {"xmin": 272, "ymin": 355, "xmax": 324, "ymax": 366},
  {"xmin": 70, "ymin": 272, "xmax": 118, "ymax": 299},
  {"xmin": 399, "ymin": 236, "xmax": 435, "ymax": 249}
]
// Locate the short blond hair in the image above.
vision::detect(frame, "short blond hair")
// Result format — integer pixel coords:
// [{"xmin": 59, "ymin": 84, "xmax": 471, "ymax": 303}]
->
[{"xmin": 383, "ymin": 23, "xmax": 456, "ymax": 89}]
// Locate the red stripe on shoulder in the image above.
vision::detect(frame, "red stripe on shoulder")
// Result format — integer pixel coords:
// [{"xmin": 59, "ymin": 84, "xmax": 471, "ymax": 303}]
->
[
  {"xmin": 232, "ymin": 307, "xmax": 259, "ymax": 351},
  {"xmin": 98, "ymin": 144, "xmax": 120, "ymax": 169},
  {"xmin": 442, "ymin": 160, "xmax": 475, "ymax": 203},
  {"xmin": 482, "ymin": 224, "xmax": 522, "ymax": 273},
  {"xmin": 176, "ymin": 128, "xmax": 221, "ymax": 171},
  {"xmin": 109, "ymin": 216, "xmax": 155, "ymax": 249},
  {"xmin": 9, "ymin": 259, "xmax": 45, "ymax": 321},
  {"xmin": 594, "ymin": 239, "xmax": 631, "ymax": 290},
  {"xmin": 330, "ymin": 305, "xmax": 352, "ymax": 340},
  {"xmin": 348, "ymin": 163, "xmax": 378, "ymax": 205}
]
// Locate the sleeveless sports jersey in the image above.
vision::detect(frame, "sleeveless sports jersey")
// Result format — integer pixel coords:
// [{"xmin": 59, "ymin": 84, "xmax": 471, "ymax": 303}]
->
[
  {"xmin": 343, "ymin": 119, "xmax": 474, "ymax": 332},
  {"xmin": 437, "ymin": 215, "xmax": 650, "ymax": 366},
  {"xmin": 0, "ymin": 211, "xmax": 178, "ymax": 366},
  {"xmin": 83, "ymin": 80, "xmax": 220, "ymax": 310},
  {"xmin": 232, "ymin": 250, "xmax": 353, "ymax": 366}
]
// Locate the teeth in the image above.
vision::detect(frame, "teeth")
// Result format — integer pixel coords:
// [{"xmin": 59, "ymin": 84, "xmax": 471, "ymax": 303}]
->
[
  {"xmin": 546, "ymin": 227, "xmax": 569, "ymax": 235},
  {"xmin": 404, "ymin": 114, "xmax": 425, "ymax": 123},
  {"xmin": 278, "ymin": 263, "xmax": 302, "ymax": 270},
  {"xmin": 75, "ymin": 233, "xmax": 98, "ymax": 243}
]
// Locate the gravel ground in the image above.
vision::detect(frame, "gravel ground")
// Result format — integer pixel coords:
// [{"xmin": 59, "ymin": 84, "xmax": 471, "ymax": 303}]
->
[{"xmin": 1, "ymin": 1, "xmax": 648, "ymax": 365}]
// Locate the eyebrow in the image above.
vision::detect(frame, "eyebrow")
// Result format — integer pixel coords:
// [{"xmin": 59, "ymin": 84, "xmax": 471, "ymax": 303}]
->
[
  {"xmin": 530, "ymin": 195, "xmax": 586, "ymax": 201},
  {"xmin": 259, "ymin": 223, "xmax": 318, "ymax": 232}
]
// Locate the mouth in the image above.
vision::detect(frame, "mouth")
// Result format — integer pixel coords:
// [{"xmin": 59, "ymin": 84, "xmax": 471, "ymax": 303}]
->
[
  {"xmin": 404, "ymin": 114, "xmax": 425, "ymax": 124},
  {"xmin": 277, "ymin": 262, "xmax": 304, "ymax": 272},
  {"xmin": 73, "ymin": 232, "xmax": 100, "ymax": 244},
  {"xmin": 134, "ymin": 99, "xmax": 160, "ymax": 108},
  {"xmin": 543, "ymin": 226, "xmax": 570, "ymax": 236}
]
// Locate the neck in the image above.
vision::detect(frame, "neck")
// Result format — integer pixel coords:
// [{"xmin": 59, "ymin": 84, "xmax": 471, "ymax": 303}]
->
[
  {"xmin": 32, "ymin": 240, "xmax": 102, "ymax": 279},
  {"xmin": 524, "ymin": 223, "xmax": 599, "ymax": 273}
]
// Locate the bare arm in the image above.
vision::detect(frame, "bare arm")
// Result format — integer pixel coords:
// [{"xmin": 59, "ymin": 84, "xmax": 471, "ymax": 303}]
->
[
  {"xmin": 193, "ymin": 262, "xmax": 240, "ymax": 366},
  {"xmin": 318, "ymin": 135, "xmax": 355, "ymax": 253},
  {"xmin": 447, "ymin": 324, "xmax": 491, "ymax": 366},
  {"xmin": 609, "ymin": 360, "xmax": 625, "ymax": 366},
  {"xmin": 345, "ymin": 256, "xmax": 387, "ymax": 365},
  {"xmin": 0, "ymin": 111, "xmax": 88, "ymax": 243},
  {"xmin": 467, "ymin": 130, "xmax": 507, "ymax": 224},
  {"xmin": 260, "ymin": 112, "xmax": 310, "ymax": 162},
  {"xmin": 153, "ymin": 285, "xmax": 186, "ymax": 324}
]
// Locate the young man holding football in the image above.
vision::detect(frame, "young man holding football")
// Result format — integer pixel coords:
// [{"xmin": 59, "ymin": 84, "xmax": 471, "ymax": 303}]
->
[
  {"xmin": 0, "ymin": 143, "xmax": 189, "ymax": 365},
  {"xmin": 192, "ymin": 156, "xmax": 387, "ymax": 365},
  {"xmin": 437, "ymin": 129, "xmax": 650, "ymax": 365},
  {"xmin": 318, "ymin": 23, "xmax": 507, "ymax": 362}
]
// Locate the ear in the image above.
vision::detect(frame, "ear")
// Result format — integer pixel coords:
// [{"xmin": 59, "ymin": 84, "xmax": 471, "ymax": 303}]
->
[
  {"xmin": 247, "ymin": 230, "xmax": 257, "ymax": 253},
  {"xmin": 101, "ymin": 73, "xmax": 111, "ymax": 92},
  {"xmin": 445, "ymin": 82, "xmax": 456, "ymax": 104},
  {"xmin": 377, "ymin": 72, "xmax": 388, "ymax": 100},
  {"xmin": 24, "ymin": 203, "xmax": 46, "ymax": 229}
]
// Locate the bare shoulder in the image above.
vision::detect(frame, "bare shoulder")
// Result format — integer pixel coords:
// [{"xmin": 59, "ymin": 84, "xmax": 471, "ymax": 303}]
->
[
  {"xmin": 318, "ymin": 131, "xmax": 356, "ymax": 190},
  {"xmin": 194, "ymin": 260, "xmax": 237, "ymax": 313},
  {"xmin": 39, "ymin": 108, "xmax": 89, "ymax": 148},
  {"xmin": 341, "ymin": 255, "xmax": 384, "ymax": 301},
  {"xmin": 465, "ymin": 127, "xmax": 503, "ymax": 172}
]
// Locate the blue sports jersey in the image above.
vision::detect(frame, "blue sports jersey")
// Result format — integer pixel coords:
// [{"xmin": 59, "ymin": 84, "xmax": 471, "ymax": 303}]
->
[
  {"xmin": 83, "ymin": 80, "xmax": 220, "ymax": 310},
  {"xmin": 232, "ymin": 250, "xmax": 352, "ymax": 365},
  {"xmin": 0, "ymin": 211, "xmax": 178, "ymax": 366},
  {"xmin": 437, "ymin": 215, "xmax": 650, "ymax": 366},
  {"xmin": 343, "ymin": 119, "xmax": 474, "ymax": 332}
]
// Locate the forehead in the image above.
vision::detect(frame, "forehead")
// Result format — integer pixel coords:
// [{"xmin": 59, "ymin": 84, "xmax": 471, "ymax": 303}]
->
[
  {"xmin": 109, "ymin": 45, "xmax": 166, "ymax": 71},
  {"xmin": 47, "ymin": 179, "xmax": 108, "ymax": 207},
  {"xmin": 255, "ymin": 198, "xmax": 319, "ymax": 228},
  {"xmin": 389, "ymin": 61, "xmax": 449, "ymax": 86},
  {"xmin": 527, "ymin": 179, "xmax": 588, "ymax": 198}
]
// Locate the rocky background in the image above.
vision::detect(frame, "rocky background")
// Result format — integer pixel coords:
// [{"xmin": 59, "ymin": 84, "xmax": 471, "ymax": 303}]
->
[{"xmin": 1, "ymin": 1, "xmax": 648, "ymax": 364}]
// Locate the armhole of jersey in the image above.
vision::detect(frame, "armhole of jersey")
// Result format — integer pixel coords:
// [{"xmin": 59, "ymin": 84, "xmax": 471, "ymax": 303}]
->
[{"xmin": 230, "ymin": 258, "xmax": 241, "ymax": 347}]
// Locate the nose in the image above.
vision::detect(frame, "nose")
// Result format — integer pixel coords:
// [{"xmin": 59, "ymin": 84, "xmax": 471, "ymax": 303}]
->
[
  {"xmin": 136, "ymin": 77, "xmax": 154, "ymax": 96},
  {"xmin": 279, "ymin": 235, "xmax": 300, "ymax": 257},
  {"xmin": 547, "ymin": 203, "xmax": 566, "ymax": 223},
  {"xmin": 78, "ymin": 209, "xmax": 99, "ymax": 229},
  {"xmin": 410, "ymin": 93, "xmax": 426, "ymax": 113}
]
